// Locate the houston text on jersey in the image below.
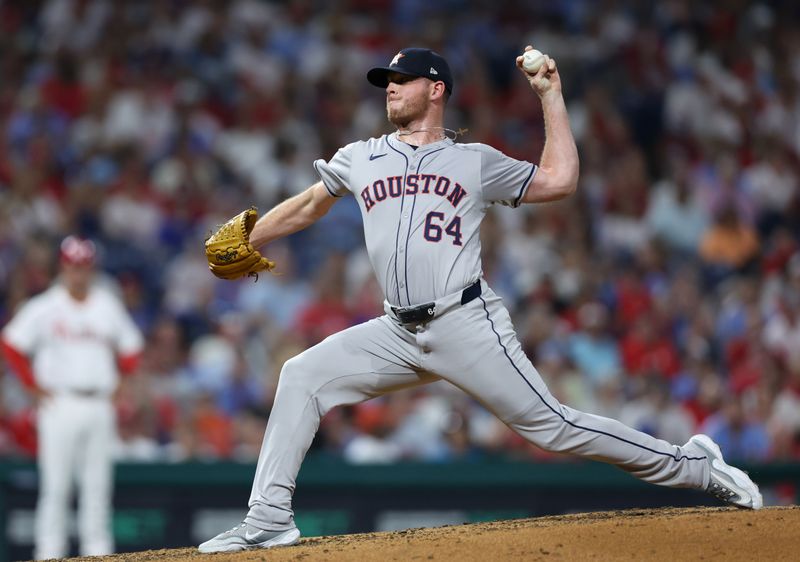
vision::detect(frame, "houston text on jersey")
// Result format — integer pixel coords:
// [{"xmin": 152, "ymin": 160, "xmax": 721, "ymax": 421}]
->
[{"xmin": 360, "ymin": 174, "xmax": 467, "ymax": 212}]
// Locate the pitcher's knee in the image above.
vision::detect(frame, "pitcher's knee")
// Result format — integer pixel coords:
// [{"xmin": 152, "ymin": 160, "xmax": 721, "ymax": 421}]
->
[
  {"xmin": 277, "ymin": 355, "xmax": 310, "ymax": 388},
  {"xmin": 275, "ymin": 354, "xmax": 329, "ymax": 404}
]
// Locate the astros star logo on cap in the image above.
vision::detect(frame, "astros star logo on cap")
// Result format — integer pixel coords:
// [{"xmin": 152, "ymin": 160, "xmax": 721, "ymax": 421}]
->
[{"xmin": 390, "ymin": 52, "xmax": 405, "ymax": 66}]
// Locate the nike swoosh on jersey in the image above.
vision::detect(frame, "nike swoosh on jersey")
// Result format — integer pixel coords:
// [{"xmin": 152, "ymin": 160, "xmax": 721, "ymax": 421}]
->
[{"xmin": 369, "ymin": 153, "xmax": 387, "ymax": 161}]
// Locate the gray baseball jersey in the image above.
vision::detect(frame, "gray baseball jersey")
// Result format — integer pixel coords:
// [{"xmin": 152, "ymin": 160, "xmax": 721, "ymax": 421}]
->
[
  {"xmin": 314, "ymin": 133, "xmax": 535, "ymax": 306},
  {"xmin": 241, "ymin": 133, "xmax": 712, "ymax": 533}
]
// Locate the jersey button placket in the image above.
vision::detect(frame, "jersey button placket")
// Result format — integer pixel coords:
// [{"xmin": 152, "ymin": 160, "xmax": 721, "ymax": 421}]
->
[{"xmin": 399, "ymin": 205, "xmax": 409, "ymax": 292}]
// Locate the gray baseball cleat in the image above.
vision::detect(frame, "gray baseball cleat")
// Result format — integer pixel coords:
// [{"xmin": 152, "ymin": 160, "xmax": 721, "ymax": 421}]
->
[
  {"xmin": 688, "ymin": 434, "xmax": 763, "ymax": 510},
  {"xmin": 198, "ymin": 521, "xmax": 300, "ymax": 553}
]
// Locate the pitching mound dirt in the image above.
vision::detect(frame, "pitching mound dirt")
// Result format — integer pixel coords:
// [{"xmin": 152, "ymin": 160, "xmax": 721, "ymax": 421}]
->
[{"xmin": 65, "ymin": 506, "xmax": 797, "ymax": 562}]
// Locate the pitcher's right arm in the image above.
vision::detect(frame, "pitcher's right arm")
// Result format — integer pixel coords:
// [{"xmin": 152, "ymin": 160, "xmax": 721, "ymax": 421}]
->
[{"xmin": 249, "ymin": 182, "xmax": 338, "ymax": 248}]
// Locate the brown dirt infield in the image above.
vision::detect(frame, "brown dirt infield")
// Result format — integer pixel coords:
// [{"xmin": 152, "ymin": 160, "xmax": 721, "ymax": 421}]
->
[{"xmin": 63, "ymin": 506, "xmax": 797, "ymax": 562}]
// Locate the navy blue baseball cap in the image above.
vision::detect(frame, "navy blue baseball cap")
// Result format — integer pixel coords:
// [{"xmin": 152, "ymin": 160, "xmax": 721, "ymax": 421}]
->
[{"xmin": 367, "ymin": 48, "xmax": 453, "ymax": 95}]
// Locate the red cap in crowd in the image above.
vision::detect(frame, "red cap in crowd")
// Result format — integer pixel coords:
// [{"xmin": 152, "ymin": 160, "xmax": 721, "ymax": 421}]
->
[{"xmin": 60, "ymin": 236, "xmax": 96, "ymax": 266}]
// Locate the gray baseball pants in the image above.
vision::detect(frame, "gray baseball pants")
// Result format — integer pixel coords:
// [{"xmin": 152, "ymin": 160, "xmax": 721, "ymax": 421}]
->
[{"xmin": 245, "ymin": 282, "xmax": 709, "ymax": 530}]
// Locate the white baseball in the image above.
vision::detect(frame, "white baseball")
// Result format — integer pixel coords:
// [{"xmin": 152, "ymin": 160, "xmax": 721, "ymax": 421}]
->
[{"xmin": 522, "ymin": 49, "xmax": 546, "ymax": 74}]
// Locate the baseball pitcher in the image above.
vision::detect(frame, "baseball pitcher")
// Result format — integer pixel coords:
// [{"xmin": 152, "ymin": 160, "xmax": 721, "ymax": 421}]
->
[
  {"xmin": 1, "ymin": 236, "xmax": 144, "ymax": 559},
  {"xmin": 200, "ymin": 46, "xmax": 762, "ymax": 553}
]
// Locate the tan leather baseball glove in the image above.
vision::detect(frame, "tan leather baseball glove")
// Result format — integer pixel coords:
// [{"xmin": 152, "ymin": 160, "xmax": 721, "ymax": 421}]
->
[{"xmin": 205, "ymin": 207, "xmax": 275, "ymax": 280}]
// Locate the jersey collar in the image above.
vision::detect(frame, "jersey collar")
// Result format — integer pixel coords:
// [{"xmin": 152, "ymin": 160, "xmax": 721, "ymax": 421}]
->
[{"xmin": 388, "ymin": 132, "xmax": 453, "ymax": 154}]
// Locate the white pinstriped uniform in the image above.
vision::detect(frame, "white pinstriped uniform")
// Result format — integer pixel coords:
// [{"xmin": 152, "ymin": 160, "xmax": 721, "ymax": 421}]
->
[
  {"xmin": 242, "ymin": 133, "xmax": 711, "ymax": 532},
  {"xmin": 3, "ymin": 283, "xmax": 143, "ymax": 559}
]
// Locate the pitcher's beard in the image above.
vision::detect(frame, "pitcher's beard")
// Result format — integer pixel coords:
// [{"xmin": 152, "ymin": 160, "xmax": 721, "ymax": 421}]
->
[
  {"xmin": 388, "ymin": 112, "xmax": 409, "ymax": 128},
  {"xmin": 387, "ymin": 98, "xmax": 427, "ymax": 128}
]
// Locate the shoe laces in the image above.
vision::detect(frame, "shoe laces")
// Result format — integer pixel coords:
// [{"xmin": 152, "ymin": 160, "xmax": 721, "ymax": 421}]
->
[{"xmin": 708, "ymin": 481, "xmax": 739, "ymax": 502}]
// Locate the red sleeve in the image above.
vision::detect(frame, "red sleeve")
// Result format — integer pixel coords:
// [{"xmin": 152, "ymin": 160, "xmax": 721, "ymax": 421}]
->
[
  {"xmin": 1, "ymin": 339, "xmax": 37, "ymax": 389},
  {"xmin": 117, "ymin": 352, "xmax": 141, "ymax": 376}
]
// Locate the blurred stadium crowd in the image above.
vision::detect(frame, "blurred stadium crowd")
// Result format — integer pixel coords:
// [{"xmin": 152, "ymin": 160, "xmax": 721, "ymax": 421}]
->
[{"xmin": 1, "ymin": 0, "xmax": 800, "ymax": 466}]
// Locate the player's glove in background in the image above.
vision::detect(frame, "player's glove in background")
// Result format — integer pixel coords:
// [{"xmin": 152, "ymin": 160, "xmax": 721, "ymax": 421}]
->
[{"xmin": 205, "ymin": 207, "xmax": 275, "ymax": 280}]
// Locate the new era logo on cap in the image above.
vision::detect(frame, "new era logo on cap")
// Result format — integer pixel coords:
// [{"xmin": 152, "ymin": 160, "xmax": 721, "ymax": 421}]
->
[{"xmin": 367, "ymin": 47, "xmax": 453, "ymax": 94}]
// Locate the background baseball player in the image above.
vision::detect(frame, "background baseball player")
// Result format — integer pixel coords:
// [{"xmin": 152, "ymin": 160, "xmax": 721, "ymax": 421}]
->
[
  {"xmin": 201, "ymin": 46, "xmax": 762, "ymax": 553},
  {"xmin": 1, "ymin": 236, "xmax": 144, "ymax": 559}
]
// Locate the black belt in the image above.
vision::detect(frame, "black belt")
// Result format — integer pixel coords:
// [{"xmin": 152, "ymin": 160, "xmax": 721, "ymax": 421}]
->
[
  {"xmin": 65, "ymin": 388, "xmax": 103, "ymax": 398},
  {"xmin": 391, "ymin": 280, "xmax": 481, "ymax": 324}
]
